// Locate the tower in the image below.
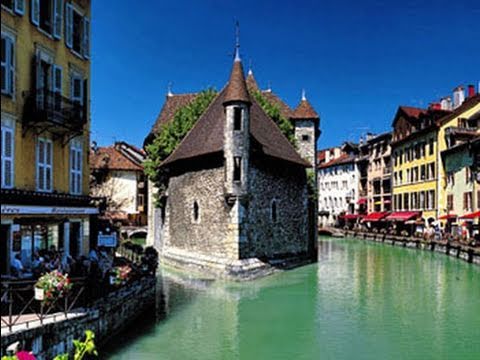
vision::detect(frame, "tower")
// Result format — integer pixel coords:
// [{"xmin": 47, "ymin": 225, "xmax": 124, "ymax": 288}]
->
[
  {"xmin": 223, "ymin": 27, "xmax": 251, "ymax": 199},
  {"xmin": 291, "ymin": 90, "xmax": 320, "ymax": 169}
]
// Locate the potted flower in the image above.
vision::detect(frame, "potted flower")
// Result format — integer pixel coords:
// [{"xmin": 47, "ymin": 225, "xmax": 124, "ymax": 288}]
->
[
  {"xmin": 109, "ymin": 265, "xmax": 132, "ymax": 287},
  {"xmin": 34, "ymin": 270, "xmax": 72, "ymax": 305}
]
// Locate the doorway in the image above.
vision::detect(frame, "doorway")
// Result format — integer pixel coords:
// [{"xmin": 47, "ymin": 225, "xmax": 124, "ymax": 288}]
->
[
  {"xmin": 70, "ymin": 222, "xmax": 81, "ymax": 258},
  {"xmin": 1, "ymin": 224, "xmax": 10, "ymax": 275}
]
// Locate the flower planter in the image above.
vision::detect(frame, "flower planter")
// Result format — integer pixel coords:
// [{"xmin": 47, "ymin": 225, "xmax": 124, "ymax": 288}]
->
[{"xmin": 35, "ymin": 287, "xmax": 45, "ymax": 301}]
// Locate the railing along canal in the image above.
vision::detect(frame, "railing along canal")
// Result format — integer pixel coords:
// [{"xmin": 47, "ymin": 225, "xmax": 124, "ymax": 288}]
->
[{"xmin": 1, "ymin": 277, "xmax": 87, "ymax": 332}]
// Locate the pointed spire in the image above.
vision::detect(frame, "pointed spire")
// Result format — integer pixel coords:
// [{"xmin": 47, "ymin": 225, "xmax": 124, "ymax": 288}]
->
[
  {"xmin": 234, "ymin": 21, "xmax": 241, "ymax": 62},
  {"xmin": 292, "ymin": 90, "xmax": 319, "ymax": 120},
  {"xmin": 246, "ymin": 64, "xmax": 259, "ymax": 91},
  {"xmin": 167, "ymin": 81, "xmax": 173, "ymax": 97},
  {"xmin": 224, "ymin": 22, "xmax": 250, "ymax": 105}
]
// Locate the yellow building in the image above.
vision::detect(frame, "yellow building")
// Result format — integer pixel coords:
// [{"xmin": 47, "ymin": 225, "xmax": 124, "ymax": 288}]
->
[
  {"xmin": 1, "ymin": 0, "xmax": 95, "ymax": 275},
  {"xmin": 391, "ymin": 92, "xmax": 480, "ymax": 224}
]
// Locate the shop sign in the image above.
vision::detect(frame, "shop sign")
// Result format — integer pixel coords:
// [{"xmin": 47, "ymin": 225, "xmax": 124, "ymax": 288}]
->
[
  {"xmin": 98, "ymin": 233, "xmax": 117, "ymax": 247},
  {"xmin": 1, "ymin": 205, "xmax": 99, "ymax": 215}
]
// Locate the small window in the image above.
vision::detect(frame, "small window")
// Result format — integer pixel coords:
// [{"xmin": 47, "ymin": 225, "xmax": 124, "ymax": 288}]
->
[
  {"xmin": 193, "ymin": 201, "xmax": 200, "ymax": 222},
  {"xmin": 233, "ymin": 156, "xmax": 241, "ymax": 182},
  {"xmin": 271, "ymin": 200, "xmax": 278, "ymax": 223},
  {"xmin": 302, "ymin": 134, "xmax": 309, "ymax": 141},
  {"xmin": 233, "ymin": 107, "xmax": 242, "ymax": 131}
]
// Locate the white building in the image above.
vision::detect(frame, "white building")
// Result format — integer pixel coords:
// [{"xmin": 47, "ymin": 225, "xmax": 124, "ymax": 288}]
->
[
  {"xmin": 317, "ymin": 143, "xmax": 360, "ymax": 226},
  {"xmin": 90, "ymin": 142, "xmax": 147, "ymax": 226}
]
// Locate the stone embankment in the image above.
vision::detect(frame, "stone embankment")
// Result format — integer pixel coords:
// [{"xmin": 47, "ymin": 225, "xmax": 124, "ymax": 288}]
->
[
  {"xmin": 339, "ymin": 230, "xmax": 480, "ymax": 265},
  {"xmin": 1, "ymin": 277, "xmax": 156, "ymax": 360}
]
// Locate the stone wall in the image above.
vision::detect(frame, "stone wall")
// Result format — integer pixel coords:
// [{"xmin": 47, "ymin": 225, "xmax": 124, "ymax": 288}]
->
[
  {"xmin": 165, "ymin": 167, "xmax": 231, "ymax": 257},
  {"xmin": 241, "ymin": 163, "xmax": 309, "ymax": 259},
  {"xmin": 294, "ymin": 120, "xmax": 316, "ymax": 167},
  {"xmin": 1, "ymin": 277, "xmax": 156, "ymax": 360}
]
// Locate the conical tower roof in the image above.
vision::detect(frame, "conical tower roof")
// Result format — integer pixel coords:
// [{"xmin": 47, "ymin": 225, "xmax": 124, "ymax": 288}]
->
[
  {"xmin": 246, "ymin": 69, "xmax": 259, "ymax": 92},
  {"xmin": 292, "ymin": 92, "xmax": 319, "ymax": 119},
  {"xmin": 223, "ymin": 59, "xmax": 251, "ymax": 105}
]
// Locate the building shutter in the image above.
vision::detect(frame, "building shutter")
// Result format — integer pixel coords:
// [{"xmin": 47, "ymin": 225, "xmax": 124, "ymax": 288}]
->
[
  {"xmin": 65, "ymin": 2, "xmax": 73, "ymax": 48},
  {"xmin": 31, "ymin": 0, "xmax": 40, "ymax": 26},
  {"xmin": 45, "ymin": 140, "xmax": 52, "ymax": 191},
  {"xmin": 14, "ymin": 0, "xmax": 25, "ymax": 15},
  {"xmin": 1, "ymin": 35, "xmax": 15, "ymax": 96},
  {"xmin": 70, "ymin": 140, "xmax": 82, "ymax": 194},
  {"xmin": 53, "ymin": 65, "xmax": 62, "ymax": 94},
  {"xmin": 53, "ymin": 0, "xmax": 63, "ymax": 39},
  {"xmin": 1, "ymin": 127, "xmax": 14, "ymax": 188},
  {"xmin": 82, "ymin": 17, "xmax": 90, "ymax": 59},
  {"xmin": 37, "ymin": 139, "xmax": 45, "ymax": 190}
]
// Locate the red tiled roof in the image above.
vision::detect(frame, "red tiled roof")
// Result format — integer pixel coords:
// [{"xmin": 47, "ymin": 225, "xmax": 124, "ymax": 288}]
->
[
  {"xmin": 318, "ymin": 153, "xmax": 355, "ymax": 169},
  {"xmin": 151, "ymin": 93, "xmax": 198, "ymax": 134},
  {"xmin": 291, "ymin": 99, "xmax": 319, "ymax": 119},
  {"xmin": 90, "ymin": 146, "xmax": 143, "ymax": 171},
  {"xmin": 261, "ymin": 91, "xmax": 294, "ymax": 118},
  {"xmin": 399, "ymin": 106, "xmax": 427, "ymax": 119},
  {"xmin": 161, "ymin": 86, "xmax": 310, "ymax": 168}
]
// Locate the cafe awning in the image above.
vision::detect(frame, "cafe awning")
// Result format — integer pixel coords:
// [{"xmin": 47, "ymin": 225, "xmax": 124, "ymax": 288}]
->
[
  {"xmin": 357, "ymin": 198, "xmax": 367, "ymax": 205},
  {"xmin": 460, "ymin": 211, "xmax": 480, "ymax": 220},
  {"xmin": 362, "ymin": 212, "xmax": 390, "ymax": 222},
  {"xmin": 438, "ymin": 214, "xmax": 457, "ymax": 220},
  {"xmin": 340, "ymin": 214, "xmax": 363, "ymax": 220},
  {"xmin": 385, "ymin": 211, "xmax": 421, "ymax": 222}
]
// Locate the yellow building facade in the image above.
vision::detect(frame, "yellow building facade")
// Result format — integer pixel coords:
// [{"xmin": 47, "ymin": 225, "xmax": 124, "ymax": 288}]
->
[
  {"xmin": 1, "ymin": 0, "xmax": 95, "ymax": 275},
  {"xmin": 391, "ymin": 96, "xmax": 480, "ymax": 223}
]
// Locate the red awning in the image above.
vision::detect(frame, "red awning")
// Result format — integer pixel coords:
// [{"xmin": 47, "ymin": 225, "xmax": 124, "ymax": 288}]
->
[
  {"xmin": 362, "ymin": 212, "xmax": 390, "ymax": 222},
  {"xmin": 385, "ymin": 211, "xmax": 421, "ymax": 222},
  {"xmin": 460, "ymin": 211, "xmax": 480, "ymax": 220},
  {"xmin": 438, "ymin": 214, "xmax": 457, "ymax": 220},
  {"xmin": 340, "ymin": 214, "xmax": 362, "ymax": 220},
  {"xmin": 357, "ymin": 198, "xmax": 367, "ymax": 205}
]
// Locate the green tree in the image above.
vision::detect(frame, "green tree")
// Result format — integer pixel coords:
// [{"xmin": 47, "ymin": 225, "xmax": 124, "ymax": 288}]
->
[{"xmin": 250, "ymin": 90, "xmax": 296, "ymax": 146}]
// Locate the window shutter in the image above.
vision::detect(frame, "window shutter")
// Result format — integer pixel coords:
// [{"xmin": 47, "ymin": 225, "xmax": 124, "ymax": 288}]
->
[
  {"xmin": 14, "ymin": 0, "xmax": 25, "ymax": 15},
  {"xmin": 53, "ymin": 0, "xmax": 63, "ymax": 39},
  {"xmin": 8, "ymin": 39, "xmax": 14, "ymax": 95},
  {"xmin": 82, "ymin": 17, "xmax": 90, "ymax": 59},
  {"xmin": 31, "ymin": 0, "xmax": 40, "ymax": 26},
  {"xmin": 1, "ymin": 37, "xmax": 7, "ymax": 94},
  {"xmin": 65, "ymin": 2, "xmax": 73, "ymax": 48},
  {"xmin": 1, "ymin": 127, "xmax": 14, "ymax": 188},
  {"xmin": 37, "ymin": 139, "xmax": 45, "ymax": 190},
  {"xmin": 46, "ymin": 141, "xmax": 52, "ymax": 191},
  {"xmin": 53, "ymin": 65, "xmax": 62, "ymax": 94}
]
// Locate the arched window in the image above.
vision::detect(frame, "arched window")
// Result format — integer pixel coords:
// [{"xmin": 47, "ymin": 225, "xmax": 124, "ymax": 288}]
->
[
  {"xmin": 271, "ymin": 200, "xmax": 277, "ymax": 223},
  {"xmin": 193, "ymin": 201, "xmax": 199, "ymax": 223}
]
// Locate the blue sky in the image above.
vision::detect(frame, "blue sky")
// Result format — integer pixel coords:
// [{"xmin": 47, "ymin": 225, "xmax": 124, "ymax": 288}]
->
[{"xmin": 91, "ymin": 0, "xmax": 479, "ymax": 149}]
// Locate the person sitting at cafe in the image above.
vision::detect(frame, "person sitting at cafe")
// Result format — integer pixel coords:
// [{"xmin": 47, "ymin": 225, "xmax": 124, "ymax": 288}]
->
[{"xmin": 10, "ymin": 254, "xmax": 24, "ymax": 277}]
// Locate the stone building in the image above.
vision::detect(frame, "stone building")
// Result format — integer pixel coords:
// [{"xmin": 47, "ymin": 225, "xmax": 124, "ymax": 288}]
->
[{"xmin": 145, "ymin": 46, "xmax": 320, "ymax": 279}]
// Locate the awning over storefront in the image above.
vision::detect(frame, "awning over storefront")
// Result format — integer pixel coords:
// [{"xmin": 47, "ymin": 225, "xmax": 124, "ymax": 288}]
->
[
  {"xmin": 340, "ymin": 214, "xmax": 363, "ymax": 220},
  {"xmin": 438, "ymin": 214, "xmax": 457, "ymax": 220},
  {"xmin": 362, "ymin": 212, "xmax": 390, "ymax": 222},
  {"xmin": 385, "ymin": 211, "xmax": 421, "ymax": 222},
  {"xmin": 460, "ymin": 211, "xmax": 480, "ymax": 220},
  {"xmin": 357, "ymin": 198, "xmax": 367, "ymax": 205},
  {"xmin": 1, "ymin": 204, "xmax": 99, "ymax": 215}
]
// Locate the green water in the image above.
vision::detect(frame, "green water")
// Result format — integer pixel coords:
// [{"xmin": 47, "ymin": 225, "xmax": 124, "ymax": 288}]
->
[{"xmin": 104, "ymin": 237, "xmax": 480, "ymax": 360}]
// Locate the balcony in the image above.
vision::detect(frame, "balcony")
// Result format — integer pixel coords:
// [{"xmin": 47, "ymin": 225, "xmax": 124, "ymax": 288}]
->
[{"xmin": 22, "ymin": 89, "xmax": 87, "ymax": 139}]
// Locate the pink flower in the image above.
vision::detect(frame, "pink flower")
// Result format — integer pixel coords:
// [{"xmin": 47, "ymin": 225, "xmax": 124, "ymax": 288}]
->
[{"xmin": 16, "ymin": 351, "xmax": 36, "ymax": 360}]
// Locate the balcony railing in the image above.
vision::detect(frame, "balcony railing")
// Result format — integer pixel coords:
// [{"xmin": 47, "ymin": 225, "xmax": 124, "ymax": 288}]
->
[{"xmin": 23, "ymin": 89, "xmax": 87, "ymax": 135}]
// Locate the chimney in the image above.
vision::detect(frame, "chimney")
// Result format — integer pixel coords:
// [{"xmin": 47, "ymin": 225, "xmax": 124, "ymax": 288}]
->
[
  {"xmin": 429, "ymin": 102, "xmax": 441, "ymax": 110},
  {"xmin": 440, "ymin": 97, "xmax": 452, "ymax": 110},
  {"xmin": 467, "ymin": 84, "xmax": 475, "ymax": 98},
  {"xmin": 452, "ymin": 86, "xmax": 465, "ymax": 109}
]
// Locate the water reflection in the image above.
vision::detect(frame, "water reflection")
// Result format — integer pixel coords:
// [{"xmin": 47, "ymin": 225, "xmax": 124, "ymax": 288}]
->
[{"xmin": 103, "ymin": 237, "xmax": 480, "ymax": 360}]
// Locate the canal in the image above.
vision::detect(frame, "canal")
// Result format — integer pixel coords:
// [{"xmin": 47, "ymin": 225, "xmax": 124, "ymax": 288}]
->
[{"xmin": 103, "ymin": 236, "xmax": 480, "ymax": 359}]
